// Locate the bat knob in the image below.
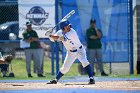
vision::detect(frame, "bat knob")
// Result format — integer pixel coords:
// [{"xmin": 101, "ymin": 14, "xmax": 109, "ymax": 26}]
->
[{"xmin": 45, "ymin": 28, "xmax": 54, "ymax": 36}]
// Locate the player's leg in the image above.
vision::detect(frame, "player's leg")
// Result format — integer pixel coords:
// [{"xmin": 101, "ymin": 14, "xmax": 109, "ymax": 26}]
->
[
  {"xmin": 78, "ymin": 48, "xmax": 95, "ymax": 84},
  {"xmin": 47, "ymin": 51, "xmax": 77, "ymax": 84},
  {"xmin": 39, "ymin": 49, "xmax": 45, "ymax": 77},
  {"xmin": 33, "ymin": 48, "xmax": 45, "ymax": 77},
  {"xmin": 25, "ymin": 49, "xmax": 33, "ymax": 77},
  {"xmin": 33, "ymin": 54, "xmax": 37, "ymax": 74},
  {"xmin": 87, "ymin": 49, "xmax": 96, "ymax": 75},
  {"xmin": 96, "ymin": 49, "xmax": 108, "ymax": 76},
  {"xmin": 0, "ymin": 64, "xmax": 8, "ymax": 77},
  {"xmin": 33, "ymin": 49, "xmax": 39, "ymax": 74}
]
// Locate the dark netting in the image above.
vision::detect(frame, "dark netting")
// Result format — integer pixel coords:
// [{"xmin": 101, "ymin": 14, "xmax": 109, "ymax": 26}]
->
[
  {"xmin": 0, "ymin": 1, "xmax": 18, "ymax": 40},
  {"xmin": 0, "ymin": 1, "xmax": 57, "ymax": 77}
]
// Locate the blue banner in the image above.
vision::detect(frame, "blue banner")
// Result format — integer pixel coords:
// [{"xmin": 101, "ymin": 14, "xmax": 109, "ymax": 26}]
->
[{"xmin": 62, "ymin": 0, "xmax": 129, "ymax": 62}]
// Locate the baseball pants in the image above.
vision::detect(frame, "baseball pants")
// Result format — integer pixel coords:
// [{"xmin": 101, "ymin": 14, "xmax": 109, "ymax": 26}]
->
[
  {"xmin": 87, "ymin": 49, "xmax": 103, "ymax": 72},
  {"xmin": 25, "ymin": 48, "xmax": 44, "ymax": 74},
  {"xmin": 60, "ymin": 47, "xmax": 90, "ymax": 74}
]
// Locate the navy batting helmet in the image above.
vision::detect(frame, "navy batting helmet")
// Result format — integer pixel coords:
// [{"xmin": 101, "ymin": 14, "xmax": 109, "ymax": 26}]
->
[{"xmin": 60, "ymin": 20, "xmax": 71, "ymax": 29}]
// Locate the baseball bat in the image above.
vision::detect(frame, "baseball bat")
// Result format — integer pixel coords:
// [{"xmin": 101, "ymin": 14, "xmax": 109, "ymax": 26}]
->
[{"xmin": 45, "ymin": 10, "xmax": 75, "ymax": 36}]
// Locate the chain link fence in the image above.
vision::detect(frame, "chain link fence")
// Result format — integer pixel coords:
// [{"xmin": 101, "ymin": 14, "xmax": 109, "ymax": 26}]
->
[
  {"xmin": 0, "ymin": 1, "xmax": 133, "ymax": 78},
  {"xmin": 0, "ymin": 1, "xmax": 18, "ymax": 40},
  {"xmin": 0, "ymin": 1, "xmax": 61, "ymax": 78}
]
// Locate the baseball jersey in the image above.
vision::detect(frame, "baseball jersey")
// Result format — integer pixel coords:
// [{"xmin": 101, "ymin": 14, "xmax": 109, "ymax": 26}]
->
[
  {"xmin": 55, "ymin": 28, "xmax": 82, "ymax": 51},
  {"xmin": 86, "ymin": 27, "xmax": 102, "ymax": 49},
  {"xmin": 22, "ymin": 30, "xmax": 41, "ymax": 49}
]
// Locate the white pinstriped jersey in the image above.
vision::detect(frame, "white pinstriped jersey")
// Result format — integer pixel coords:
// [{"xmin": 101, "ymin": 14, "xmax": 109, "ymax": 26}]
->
[{"xmin": 55, "ymin": 28, "xmax": 82, "ymax": 51}]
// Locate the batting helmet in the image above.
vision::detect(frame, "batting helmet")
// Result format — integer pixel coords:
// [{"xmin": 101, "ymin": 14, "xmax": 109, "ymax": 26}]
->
[{"xmin": 60, "ymin": 20, "xmax": 71, "ymax": 29}]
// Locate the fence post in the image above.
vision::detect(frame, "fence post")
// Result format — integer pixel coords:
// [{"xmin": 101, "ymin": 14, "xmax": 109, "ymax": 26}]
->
[
  {"xmin": 55, "ymin": 0, "xmax": 59, "ymax": 74},
  {"xmin": 129, "ymin": 0, "xmax": 134, "ymax": 74},
  {"xmin": 51, "ymin": 42, "xmax": 55, "ymax": 75}
]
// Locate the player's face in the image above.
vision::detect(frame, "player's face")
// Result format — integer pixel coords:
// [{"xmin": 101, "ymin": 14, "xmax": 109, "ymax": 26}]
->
[
  {"xmin": 64, "ymin": 25, "xmax": 71, "ymax": 32},
  {"xmin": 91, "ymin": 22, "xmax": 96, "ymax": 28},
  {"xmin": 27, "ymin": 25, "xmax": 32, "ymax": 31}
]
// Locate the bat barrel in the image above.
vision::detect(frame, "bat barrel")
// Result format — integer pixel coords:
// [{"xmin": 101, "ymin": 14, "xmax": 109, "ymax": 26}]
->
[
  {"xmin": 62, "ymin": 10, "xmax": 75, "ymax": 20},
  {"xmin": 45, "ymin": 10, "xmax": 75, "ymax": 36},
  {"xmin": 70, "ymin": 10, "xmax": 75, "ymax": 14}
]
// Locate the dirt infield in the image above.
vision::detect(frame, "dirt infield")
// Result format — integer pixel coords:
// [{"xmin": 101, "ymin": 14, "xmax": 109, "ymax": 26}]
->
[{"xmin": 0, "ymin": 80, "xmax": 140, "ymax": 90}]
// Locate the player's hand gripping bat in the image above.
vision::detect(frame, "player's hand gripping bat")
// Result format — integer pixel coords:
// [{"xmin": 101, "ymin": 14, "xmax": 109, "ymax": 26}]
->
[{"xmin": 45, "ymin": 10, "xmax": 75, "ymax": 37}]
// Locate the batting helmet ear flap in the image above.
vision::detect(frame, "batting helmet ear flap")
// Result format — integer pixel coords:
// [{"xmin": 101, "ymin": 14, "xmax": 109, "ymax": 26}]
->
[
  {"xmin": 62, "ymin": 27, "xmax": 65, "ymax": 31},
  {"xmin": 69, "ymin": 24, "xmax": 72, "ymax": 28}
]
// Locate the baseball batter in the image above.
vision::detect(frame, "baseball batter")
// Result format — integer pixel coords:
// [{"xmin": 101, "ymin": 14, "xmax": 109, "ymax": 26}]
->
[{"xmin": 47, "ymin": 20, "xmax": 95, "ymax": 84}]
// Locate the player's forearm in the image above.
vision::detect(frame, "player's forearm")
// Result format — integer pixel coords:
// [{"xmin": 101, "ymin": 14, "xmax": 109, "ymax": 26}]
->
[
  {"xmin": 25, "ymin": 39, "xmax": 32, "ymax": 43},
  {"xmin": 0, "ymin": 60, "xmax": 6, "ymax": 64},
  {"xmin": 31, "ymin": 37, "xmax": 39, "ymax": 41},
  {"xmin": 49, "ymin": 35, "xmax": 59, "ymax": 40},
  {"xmin": 95, "ymin": 29, "xmax": 102, "ymax": 38},
  {"xmin": 90, "ymin": 35, "xmax": 99, "ymax": 39},
  {"xmin": 25, "ymin": 37, "xmax": 39, "ymax": 42}
]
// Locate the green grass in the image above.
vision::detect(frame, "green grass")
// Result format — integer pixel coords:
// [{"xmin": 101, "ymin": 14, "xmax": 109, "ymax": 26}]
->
[
  {"xmin": 0, "ymin": 58, "xmax": 79, "ymax": 80},
  {"xmin": 110, "ymin": 74, "xmax": 140, "ymax": 78},
  {"xmin": 0, "ymin": 58, "xmax": 140, "ymax": 80}
]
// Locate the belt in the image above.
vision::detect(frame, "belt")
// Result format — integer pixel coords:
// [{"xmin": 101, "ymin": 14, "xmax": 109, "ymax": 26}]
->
[{"xmin": 70, "ymin": 46, "xmax": 82, "ymax": 52}]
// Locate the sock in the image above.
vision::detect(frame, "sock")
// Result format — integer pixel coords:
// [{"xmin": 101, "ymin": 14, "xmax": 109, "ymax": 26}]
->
[
  {"xmin": 84, "ymin": 64, "xmax": 93, "ymax": 78},
  {"xmin": 56, "ymin": 71, "xmax": 64, "ymax": 81}
]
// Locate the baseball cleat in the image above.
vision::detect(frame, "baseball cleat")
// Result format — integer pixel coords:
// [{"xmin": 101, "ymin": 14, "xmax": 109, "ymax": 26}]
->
[
  {"xmin": 37, "ymin": 74, "xmax": 45, "ymax": 77},
  {"xmin": 28, "ymin": 74, "xmax": 33, "ymax": 78},
  {"xmin": 101, "ymin": 72, "xmax": 108, "ymax": 76},
  {"xmin": 88, "ymin": 78, "xmax": 95, "ymax": 84},
  {"xmin": 47, "ymin": 80, "xmax": 57, "ymax": 84},
  {"xmin": 101, "ymin": 71, "xmax": 108, "ymax": 76}
]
